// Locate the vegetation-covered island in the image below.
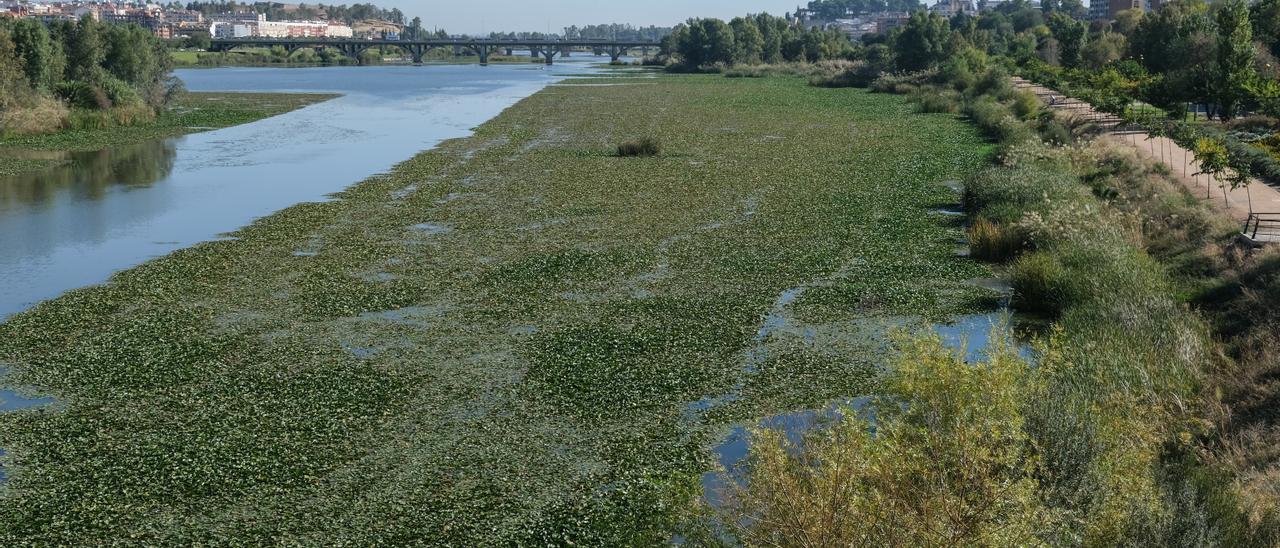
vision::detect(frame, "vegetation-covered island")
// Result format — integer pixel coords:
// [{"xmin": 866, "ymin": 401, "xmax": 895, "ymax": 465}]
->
[{"xmin": 6, "ymin": 0, "xmax": 1280, "ymax": 544}]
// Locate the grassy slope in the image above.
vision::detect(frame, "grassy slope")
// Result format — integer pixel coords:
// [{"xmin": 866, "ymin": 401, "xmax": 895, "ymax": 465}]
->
[
  {"xmin": 0, "ymin": 92, "xmax": 336, "ymax": 177},
  {"xmin": 0, "ymin": 75, "xmax": 991, "ymax": 543}
]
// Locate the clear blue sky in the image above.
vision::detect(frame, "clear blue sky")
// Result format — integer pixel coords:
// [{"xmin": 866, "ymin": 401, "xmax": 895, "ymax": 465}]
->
[{"xmin": 386, "ymin": 1, "xmax": 802, "ymax": 35}]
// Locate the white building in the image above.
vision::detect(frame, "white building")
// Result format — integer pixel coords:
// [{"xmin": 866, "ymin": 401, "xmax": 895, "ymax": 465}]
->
[{"xmin": 327, "ymin": 23, "xmax": 353, "ymax": 38}]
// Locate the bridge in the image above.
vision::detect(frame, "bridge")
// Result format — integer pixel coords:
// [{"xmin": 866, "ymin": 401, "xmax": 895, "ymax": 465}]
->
[{"xmin": 208, "ymin": 38, "xmax": 661, "ymax": 65}]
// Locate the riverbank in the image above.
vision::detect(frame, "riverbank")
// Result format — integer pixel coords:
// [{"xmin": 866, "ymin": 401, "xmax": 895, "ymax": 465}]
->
[
  {"xmin": 0, "ymin": 73, "xmax": 996, "ymax": 543},
  {"xmin": 172, "ymin": 48, "xmax": 578, "ymax": 68},
  {"xmin": 0, "ymin": 92, "xmax": 337, "ymax": 178}
]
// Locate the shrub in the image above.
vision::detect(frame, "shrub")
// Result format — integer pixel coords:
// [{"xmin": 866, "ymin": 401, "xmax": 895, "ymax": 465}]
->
[
  {"xmin": 616, "ymin": 137, "xmax": 661, "ymax": 157},
  {"xmin": 55, "ymin": 80, "xmax": 111, "ymax": 110},
  {"xmin": 731, "ymin": 335, "xmax": 1055, "ymax": 545},
  {"xmin": 1011, "ymin": 251, "xmax": 1070, "ymax": 315},
  {"xmin": 1037, "ymin": 118, "xmax": 1074, "ymax": 146},
  {"xmin": 810, "ymin": 60, "xmax": 884, "ymax": 88},
  {"xmin": 972, "ymin": 67, "xmax": 1015, "ymax": 101},
  {"xmin": 100, "ymin": 76, "xmax": 142, "ymax": 107},
  {"xmin": 1011, "ymin": 90, "xmax": 1041, "ymax": 120},
  {"xmin": 910, "ymin": 88, "xmax": 960, "ymax": 113},
  {"xmin": 869, "ymin": 68, "xmax": 939, "ymax": 93},
  {"xmin": 965, "ymin": 97, "xmax": 1035, "ymax": 145}
]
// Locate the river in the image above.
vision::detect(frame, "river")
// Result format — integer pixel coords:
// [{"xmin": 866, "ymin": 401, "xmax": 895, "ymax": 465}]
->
[{"xmin": 0, "ymin": 58, "xmax": 610, "ymax": 319}]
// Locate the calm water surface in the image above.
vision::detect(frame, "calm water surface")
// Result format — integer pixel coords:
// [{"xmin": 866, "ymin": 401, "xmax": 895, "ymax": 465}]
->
[{"xmin": 0, "ymin": 60, "xmax": 607, "ymax": 318}]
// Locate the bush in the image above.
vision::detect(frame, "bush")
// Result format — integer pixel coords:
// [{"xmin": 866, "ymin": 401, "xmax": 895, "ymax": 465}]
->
[
  {"xmin": 55, "ymin": 80, "xmax": 111, "ymax": 110},
  {"xmin": 869, "ymin": 69, "xmax": 939, "ymax": 94},
  {"xmin": 616, "ymin": 137, "xmax": 661, "ymax": 157},
  {"xmin": 965, "ymin": 97, "xmax": 1034, "ymax": 145},
  {"xmin": 972, "ymin": 67, "xmax": 1015, "ymax": 101},
  {"xmin": 100, "ymin": 76, "xmax": 142, "ymax": 107},
  {"xmin": 1037, "ymin": 118, "xmax": 1074, "ymax": 146},
  {"xmin": 810, "ymin": 60, "xmax": 882, "ymax": 88},
  {"xmin": 1011, "ymin": 90, "xmax": 1040, "ymax": 120},
  {"xmin": 731, "ymin": 335, "xmax": 1054, "ymax": 545},
  {"xmin": 910, "ymin": 88, "xmax": 960, "ymax": 113},
  {"xmin": 1011, "ymin": 251, "xmax": 1070, "ymax": 315}
]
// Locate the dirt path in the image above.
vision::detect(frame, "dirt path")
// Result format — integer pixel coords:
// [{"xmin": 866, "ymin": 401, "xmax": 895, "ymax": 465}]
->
[{"xmin": 1012, "ymin": 77, "xmax": 1280, "ymax": 222}]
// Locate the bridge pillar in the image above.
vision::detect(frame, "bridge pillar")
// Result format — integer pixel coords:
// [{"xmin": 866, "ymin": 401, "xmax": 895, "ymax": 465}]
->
[
  {"xmin": 505, "ymin": 48, "xmax": 514, "ymax": 56},
  {"xmin": 541, "ymin": 48, "xmax": 558, "ymax": 65},
  {"xmin": 560, "ymin": 46, "xmax": 571, "ymax": 58},
  {"xmin": 530, "ymin": 46, "xmax": 541, "ymax": 58},
  {"xmin": 608, "ymin": 45, "xmax": 624, "ymax": 63}
]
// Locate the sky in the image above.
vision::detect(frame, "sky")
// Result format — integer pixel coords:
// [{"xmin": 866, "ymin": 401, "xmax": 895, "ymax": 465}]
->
[{"xmin": 385, "ymin": 1, "xmax": 802, "ymax": 35}]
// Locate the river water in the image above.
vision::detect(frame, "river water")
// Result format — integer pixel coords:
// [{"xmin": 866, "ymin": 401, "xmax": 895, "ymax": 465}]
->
[{"xmin": 0, "ymin": 59, "xmax": 607, "ymax": 319}]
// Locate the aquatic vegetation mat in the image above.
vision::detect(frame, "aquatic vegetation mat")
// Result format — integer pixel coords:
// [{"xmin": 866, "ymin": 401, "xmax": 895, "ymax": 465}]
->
[{"xmin": 0, "ymin": 75, "xmax": 990, "ymax": 543}]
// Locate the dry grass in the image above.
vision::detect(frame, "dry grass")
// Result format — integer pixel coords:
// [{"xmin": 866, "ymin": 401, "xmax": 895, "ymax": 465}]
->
[
  {"xmin": 969, "ymin": 216, "xmax": 1022, "ymax": 261},
  {"xmin": 0, "ymin": 97, "xmax": 69, "ymax": 136}
]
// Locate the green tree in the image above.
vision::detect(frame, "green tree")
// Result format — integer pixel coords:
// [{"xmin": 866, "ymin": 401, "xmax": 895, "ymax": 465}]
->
[
  {"xmin": 1047, "ymin": 11, "xmax": 1087, "ymax": 68},
  {"xmin": 406, "ymin": 16, "xmax": 422, "ymax": 40},
  {"xmin": 1114, "ymin": 8, "xmax": 1144, "ymax": 37},
  {"xmin": 65, "ymin": 14, "xmax": 104, "ymax": 83},
  {"xmin": 1081, "ymin": 31, "xmax": 1125, "ymax": 69},
  {"xmin": 755, "ymin": 14, "xmax": 784, "ymax": 63},
  {"xmin": 678, "ymin": 18, "xmax": 736, "ymax": 68},
  {"xmin": 1216, "ymin": 0, "xmax": 1255, "ymax": 118},
  {"xmin": 894, "ymin": 11, "xmax": 951, "ymax": 72},
  {"xmin": 8, "ymin": 18, "xmax": 54, "ymax": 90},
  {"xmin": 0, "ymin": 28, "xmax": 33, "ymax": 111},
  {"xmin": 729, "ymin": 17, "xmax": 763, "ymax": 65},
  {"xmin": 1251, "ymin": 0, "xmax": 1280, "ymax": 56}
]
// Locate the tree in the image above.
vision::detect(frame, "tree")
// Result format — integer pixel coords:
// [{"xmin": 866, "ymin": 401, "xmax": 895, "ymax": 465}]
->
[
  {"xmin": 678, "ymin": 18, "xmax": 735, "ymax": 68},
  {"xmin": 1047, "ymin": 11, "xmax": 1086, "ymax": 68},
  {"xmin": 758, "ymin": 16, "xmax": 784, "ymax": 63},
  {"xmin": 729, "ymin": 17, "xmax": 764, "ymax": 65},
  {"xmin": 1113, "ymin": 8, "xmax": 1143, "ymax": 37},
  {"xmin": 1252, "ymin": 0, "xmax": 1280, "ymax": 56},
  {"xmin": 1216, "ymin": 0, "xmax": 1255, "ymax": 119},
  {"xmin": 894, "ymin": 11, "xmax": 951, "ymax": 72},
  {"xmin": 1081, "ymin": 31, "xmax": 1125, "ymax": 69},
  {"xmin": 8, "ymin": 18, "xmax": 54, "ymax": 91},
  {"xmin": 66, "ymin": 14, "xmax": 104, "ymax": 83},
  {"xmin": 1060, "ymin": 0, "xmax": 1088, "ymax": 19},
  {"xmin": 405, "ymin": 17, "xmax": 423, "ymax": 40},
  {"xmin": 0, "ymin": 29, "xmax": 33, "ymax": 111}
]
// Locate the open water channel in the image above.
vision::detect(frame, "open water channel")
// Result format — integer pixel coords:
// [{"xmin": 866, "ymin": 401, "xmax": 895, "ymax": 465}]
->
[{"xmin": 0, "ymin": 58, "xmax": 608, "ymax": 319}]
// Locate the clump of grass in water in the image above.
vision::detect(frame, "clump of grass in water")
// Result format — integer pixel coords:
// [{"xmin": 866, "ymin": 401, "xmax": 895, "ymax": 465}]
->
[
  {"xmin": 968, "ymin": 216, "xmax": 1022, "ymax": 262},
  {"xmin": 616, "ymin": 137, "xmax": 660, "ymax": 157}
]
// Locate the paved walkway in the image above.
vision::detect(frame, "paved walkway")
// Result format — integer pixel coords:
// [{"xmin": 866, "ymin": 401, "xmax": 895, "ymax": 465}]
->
[{"xmin": 1012, "ymin": 77, "xmax": 1280, "ymax": 228}]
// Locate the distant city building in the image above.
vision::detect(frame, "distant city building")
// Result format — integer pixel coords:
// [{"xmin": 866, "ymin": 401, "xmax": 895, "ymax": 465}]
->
[
  {"xmin": 209, "ymin": 12, "xmax": 266, "ymax": 25},
  {"xmin": 875, "ymin": 12, "xmax": 911, "ymax": 34},
  {"xmin": 1096, "ymin": 0, "xmax": 1163, "ymax": 20},
  {"xmin": 930, "ymin": 0, "xmax": 977, "ymax": 16},
  {"xmin": 6, "ymin": 2, "xmax": 390, "ymax": 41},
  {"xmin": 327, "ymin": 22, "xmax": 353, "ymax": 38}
]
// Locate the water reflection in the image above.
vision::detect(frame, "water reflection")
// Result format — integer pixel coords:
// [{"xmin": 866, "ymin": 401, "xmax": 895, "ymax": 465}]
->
[{"xmin": 0, "ymin": 139, "xmax": 177, "ymax": 209}]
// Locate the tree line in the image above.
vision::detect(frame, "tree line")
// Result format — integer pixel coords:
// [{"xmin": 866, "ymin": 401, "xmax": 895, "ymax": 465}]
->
[
  {"xmin": 661, "ymin": 13, "xmax": 856, "ymax": 68},
  {"xmin": 0, "ymin": 15, "xmax": 176, "ymax": 134}
]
